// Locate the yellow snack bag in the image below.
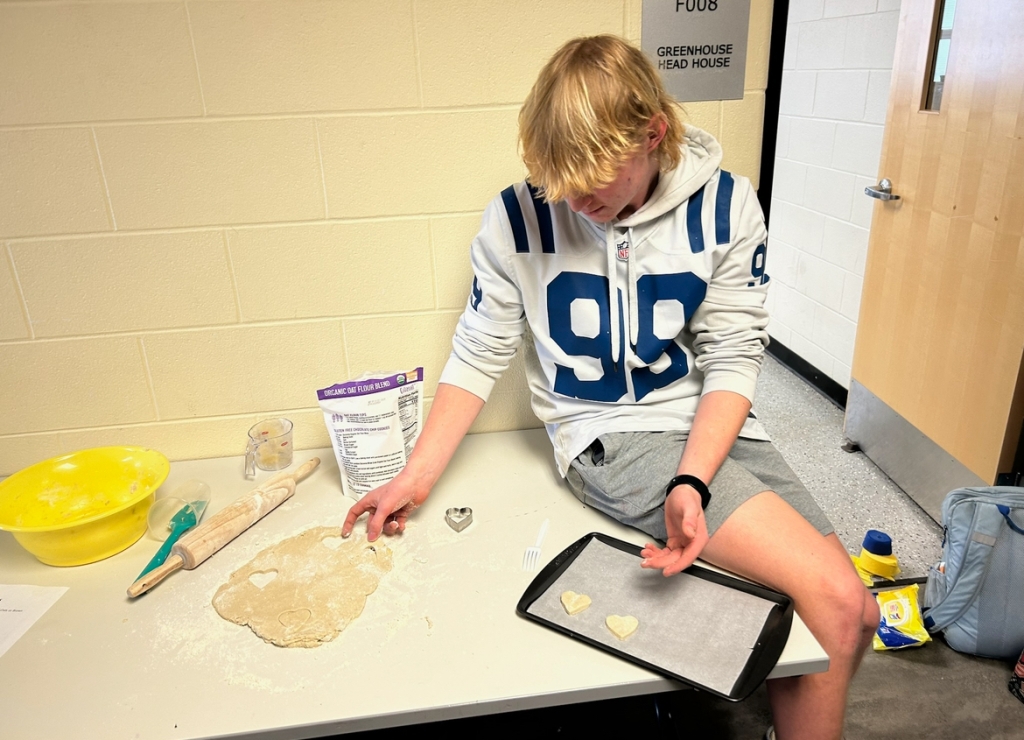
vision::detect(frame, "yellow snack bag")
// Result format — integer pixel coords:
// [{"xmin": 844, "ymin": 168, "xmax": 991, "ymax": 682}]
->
[{"xmin": 872, "ymin": 584, "xmax": 931, "ymax": 651}]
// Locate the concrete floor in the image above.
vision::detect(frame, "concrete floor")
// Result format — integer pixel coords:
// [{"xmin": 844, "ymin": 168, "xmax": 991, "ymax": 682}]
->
[
  {"xmin": 755, "ymin": 357, "xmax": 1024, "ymax": 740},
  {"xmin": 349, "ymin": 357, "xmax": 1024, "ymax": 739},
  {"xmin": 753, "ymin": 355, "xmax": 942, "ymax": 578}
]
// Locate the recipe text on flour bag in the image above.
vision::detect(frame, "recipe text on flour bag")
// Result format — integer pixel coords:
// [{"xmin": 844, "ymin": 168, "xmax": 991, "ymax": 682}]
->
[{"xmin": 317, "ymin": 368, "xmax": 424, "ymax": 500}]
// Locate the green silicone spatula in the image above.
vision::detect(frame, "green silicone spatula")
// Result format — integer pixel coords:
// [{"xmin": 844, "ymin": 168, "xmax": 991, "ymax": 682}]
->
[{"xmin": 137, "ymin": 481, "xmax": 210, "ymax": 581}]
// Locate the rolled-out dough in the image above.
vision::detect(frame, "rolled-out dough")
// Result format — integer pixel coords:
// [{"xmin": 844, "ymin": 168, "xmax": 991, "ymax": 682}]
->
[
  {"xmin": 606, "ymin": 614, "xmax": 639, "ymax": 640},
  {"xmin": 212, "ymin": 526, "xmax": 392, "ymax": 648},
  {"xmin": 560, "ymin": 591, "xmax": 592, "ymax": 615}
]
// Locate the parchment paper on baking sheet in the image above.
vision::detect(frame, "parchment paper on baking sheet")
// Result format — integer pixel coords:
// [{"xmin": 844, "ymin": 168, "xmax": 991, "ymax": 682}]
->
[{"xmin": 526, "ymin": 538, "xmax": 775, "ymax": 696}]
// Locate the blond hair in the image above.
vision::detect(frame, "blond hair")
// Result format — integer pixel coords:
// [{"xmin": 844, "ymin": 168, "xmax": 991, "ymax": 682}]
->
[{"xmin": 519, "ymin": 35, "xmax": 684, "ymax": 202}]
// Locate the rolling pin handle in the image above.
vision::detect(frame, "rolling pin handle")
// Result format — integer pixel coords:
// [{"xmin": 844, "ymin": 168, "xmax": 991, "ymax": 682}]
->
[{"xmin": 127, "ymin": 554, "xmax": 184, "ymax": 599}]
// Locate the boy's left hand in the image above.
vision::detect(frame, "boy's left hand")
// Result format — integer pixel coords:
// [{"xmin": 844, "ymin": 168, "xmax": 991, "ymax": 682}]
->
[{"xmin": 640, "ymin": 485, "xmax": 709, "ymax": 576}]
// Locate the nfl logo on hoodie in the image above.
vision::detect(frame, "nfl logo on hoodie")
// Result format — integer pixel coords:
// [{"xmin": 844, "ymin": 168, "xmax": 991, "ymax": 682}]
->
[{"xmin": 616, "ymin": 240, "xmax": 629, "ymax": 261}]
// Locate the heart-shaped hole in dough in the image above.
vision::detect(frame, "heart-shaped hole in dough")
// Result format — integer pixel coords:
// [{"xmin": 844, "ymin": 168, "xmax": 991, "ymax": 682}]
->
[
  {"xmin": 606, "ymin": 614, "xmax": 639, "ymax": 640},
  {"xmin": 321, "ymin": 535, "xmax": 343, "ymax": 550},
  {"xmin": 248, "ymin": 570, "xmax": 277, "ymax": 589},
  {"xmin": 560, "ymin": 590, "xmax": 592, "ymax": 616},
  {"xmin": 278, "ymin": 608, "xmax": 312, "ymax": 629}
]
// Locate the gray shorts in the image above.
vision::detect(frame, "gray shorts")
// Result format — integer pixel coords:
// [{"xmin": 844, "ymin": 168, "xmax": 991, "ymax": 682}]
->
[{"xmin": 565, "ymin": 431, "xmax": 833, "ymax": 542}]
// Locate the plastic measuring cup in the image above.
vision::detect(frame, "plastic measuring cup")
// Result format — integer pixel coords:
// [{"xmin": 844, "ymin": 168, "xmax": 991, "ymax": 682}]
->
[
  {"xmin": 244, "ymin": 418, "xmax": 294, "ymax": 479},
  {"xmin": 147, "ymin": 479, "xmax": 212, "ymax": 541}
]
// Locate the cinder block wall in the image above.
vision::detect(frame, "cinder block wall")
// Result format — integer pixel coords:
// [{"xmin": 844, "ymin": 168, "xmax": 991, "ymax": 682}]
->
[
  {"xmin": 765, "ymin": 0, "xmax": 900, "ymax": 387},
  {"xmin": 0, "ymin": 0, "xmax": 774, "ymax": 475}
]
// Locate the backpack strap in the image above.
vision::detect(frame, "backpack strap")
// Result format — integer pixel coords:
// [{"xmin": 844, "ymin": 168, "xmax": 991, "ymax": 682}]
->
[
  {"xmin": 923, "ymin": 503, "xmax": 1004, "ymax": 632},
  {"xmin": 998, "ymin": 505, "xmax": 1024, "ymax": 536}
]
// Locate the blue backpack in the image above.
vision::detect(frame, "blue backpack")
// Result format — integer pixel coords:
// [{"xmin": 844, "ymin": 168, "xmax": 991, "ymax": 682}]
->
[{"xmin": 922, "ymin": 486, "xmax": 1024, "ymax": 659}]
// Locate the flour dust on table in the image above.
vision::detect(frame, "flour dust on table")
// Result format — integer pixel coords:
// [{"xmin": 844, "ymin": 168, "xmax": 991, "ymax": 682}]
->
[{"xmin": 212, "ymin": 526, "xmax": 393, "ymax": 647}]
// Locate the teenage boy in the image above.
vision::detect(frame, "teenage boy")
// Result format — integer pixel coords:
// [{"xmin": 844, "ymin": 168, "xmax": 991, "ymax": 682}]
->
[{"xmin": 343, "ymin": 35, "xmax": 878, "ymax": 740}]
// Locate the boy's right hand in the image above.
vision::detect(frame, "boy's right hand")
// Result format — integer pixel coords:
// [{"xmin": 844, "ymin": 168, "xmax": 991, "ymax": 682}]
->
[
  {"xmin": 340, "ymin": 473, "xmax": 430, "ymax": 542},
  {"xmin": 340, "ymin": 384, "xmax": 485, "ymax": 541}
]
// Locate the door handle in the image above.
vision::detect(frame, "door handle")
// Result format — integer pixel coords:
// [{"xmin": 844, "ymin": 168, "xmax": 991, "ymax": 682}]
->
[{"xmin": 864, "ymin": 178, "xmax": 900, "ymax": 201}]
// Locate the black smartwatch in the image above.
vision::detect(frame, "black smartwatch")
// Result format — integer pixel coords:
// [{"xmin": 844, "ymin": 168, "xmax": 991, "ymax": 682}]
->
[{"xmin": 665, "ymin": 474, "xmax": 711, "ymax": 510}]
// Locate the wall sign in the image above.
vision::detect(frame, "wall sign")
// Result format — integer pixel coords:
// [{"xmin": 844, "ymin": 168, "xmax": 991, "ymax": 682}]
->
[{"xmin": 641, "ymin": 0, "xmax": 751, "ymax": 102}]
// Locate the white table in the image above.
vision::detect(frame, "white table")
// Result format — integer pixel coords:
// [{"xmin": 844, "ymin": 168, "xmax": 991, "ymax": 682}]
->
[{"xmin": 0, "ymin": 429, "xmax": 827, "ymax": 739}]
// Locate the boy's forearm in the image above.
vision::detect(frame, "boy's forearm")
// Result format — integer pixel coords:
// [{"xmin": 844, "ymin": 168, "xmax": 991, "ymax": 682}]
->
[
  {"xmin": 675, "ymin": 390, "xmax": 751, "ymax": 483},
  {"xmin": 401, "ymin": 382, "xmax": 486, "ymax": 491}
]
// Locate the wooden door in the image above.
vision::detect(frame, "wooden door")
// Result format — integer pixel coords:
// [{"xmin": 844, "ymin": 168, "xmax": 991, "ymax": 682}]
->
[{"xmin": 846, "ymin": 0, "xmax": 1024, "ymax": 519}]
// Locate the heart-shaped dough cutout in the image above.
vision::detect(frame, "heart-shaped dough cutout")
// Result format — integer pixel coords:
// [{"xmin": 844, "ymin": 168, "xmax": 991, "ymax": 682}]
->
[
  {"xmin": 321, "ymin": 535, "xmax": 343, "ymax": 550},
  {"xmin": 606, "ymin": 614, "xmax": 639, "ymax": 640},
  {"xmin": 278, "ymin": 608, "xmax": 312, "ymax": 629},
  {"xmin": 560, "ymin": 590, "xmax": 592, "ymax": 616},
  {"xmin": 248, "ymin": 570, "xmax": 277, "ymax": 589}
]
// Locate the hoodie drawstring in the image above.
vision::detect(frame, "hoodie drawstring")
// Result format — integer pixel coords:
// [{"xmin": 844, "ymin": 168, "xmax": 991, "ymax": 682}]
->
[
  {"xmin": 606, "ymin": 225, "xmax": 640, "ymax": 367},
  {"xmin": 627, "ymin": 226, "xmax": 638, "ymax": 350},
  {"xmin": 606, "ymin": 225, "xmax": 620, "ymax": 366}
]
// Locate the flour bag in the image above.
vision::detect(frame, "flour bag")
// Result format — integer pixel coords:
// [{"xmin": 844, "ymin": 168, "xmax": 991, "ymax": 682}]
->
[{"xmin": 317, "ymin": 368, "xmax": 424, "ymax": 500}]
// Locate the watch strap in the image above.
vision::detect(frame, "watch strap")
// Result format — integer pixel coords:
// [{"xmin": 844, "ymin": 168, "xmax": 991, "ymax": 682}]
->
[{"xmin": 666, "ymin": 474, "xmax": 711, "ymax": 510}]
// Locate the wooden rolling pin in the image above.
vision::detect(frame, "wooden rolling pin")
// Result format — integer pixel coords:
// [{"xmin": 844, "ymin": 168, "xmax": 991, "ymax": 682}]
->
[{"xmin": 127, "ymin": 457, "xmax": 320, "ymax": 598}]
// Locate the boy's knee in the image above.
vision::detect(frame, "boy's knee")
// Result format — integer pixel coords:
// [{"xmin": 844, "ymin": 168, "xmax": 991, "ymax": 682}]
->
[
  {"xmin": 809, "ymin": 572, "xmax": 877, "ymax": 649},
  {"xmin": 835, "ymin": 581, "xmax": 879, "ymax": 655},
  {"xmin": 861, "ymin": 588, "xmax": 881, "ymax": 637}
]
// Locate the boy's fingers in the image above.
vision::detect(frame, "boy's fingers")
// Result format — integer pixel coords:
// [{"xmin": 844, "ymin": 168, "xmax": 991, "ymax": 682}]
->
[
  {"xmin": 641, "ymin": 544, "xmax": 669, "ymax": 561},
  {"xmin": 640, "ymin": 544, "xmax": 662, "ymax": 559},
  {"xmin": 662, "ymin": 544, "xmax": 699, "ymax": 577},
  {"xmin": 394, "ymin": 511, "xmax": 410, "ymax": 534},
  {"xmin": 642, "ymin": 548, "xmax": 680, "ymax": 570},
  {"xmin": 664, "ymin": 530, "xmax": 709, "ymax": 577},
  {"xmin": 366, "ymin": 507, "xmax": 391, "ymax": 542},
  {"xmin": 341, "ymin": 499, "xmax": 369, "ymax": 537}
]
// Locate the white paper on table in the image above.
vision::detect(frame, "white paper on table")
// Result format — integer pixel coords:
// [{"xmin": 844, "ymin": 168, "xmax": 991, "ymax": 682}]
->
[{"xmin": 0, "ymin": 584, "xmax": 68, "ymax": 658}]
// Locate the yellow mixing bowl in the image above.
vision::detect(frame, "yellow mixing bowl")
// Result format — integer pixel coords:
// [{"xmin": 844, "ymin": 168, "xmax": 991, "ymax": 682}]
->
[{"xmin": 0, "ymin": 447, "xmax": 170, "ymax": 566}]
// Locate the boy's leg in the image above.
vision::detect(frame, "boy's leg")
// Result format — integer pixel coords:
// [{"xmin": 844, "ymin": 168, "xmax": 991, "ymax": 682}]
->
[
  {"xmin": 567, "ymin": 432, "xmax": 878, "ymax": 739},
  {"xmin": 699, "ymin": 490, "xmax": 879, "ymax": 740}
]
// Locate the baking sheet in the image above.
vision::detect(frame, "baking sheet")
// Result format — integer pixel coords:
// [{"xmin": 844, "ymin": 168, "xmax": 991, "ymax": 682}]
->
[{"xmin": 522, "ymin": 535, "xmax": 790, "ymax": 698}]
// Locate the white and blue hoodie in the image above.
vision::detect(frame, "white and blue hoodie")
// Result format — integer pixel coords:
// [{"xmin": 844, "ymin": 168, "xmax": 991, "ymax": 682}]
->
[{"xmin": 439, "ymin": 126, "xmax": 772, "ymax": 476}]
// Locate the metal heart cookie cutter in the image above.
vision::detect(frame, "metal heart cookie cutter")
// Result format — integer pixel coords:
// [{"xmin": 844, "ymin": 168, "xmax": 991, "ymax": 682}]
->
[{"xmin": 445, "ymin": 507, "xmax": 473, "ymax": 533}]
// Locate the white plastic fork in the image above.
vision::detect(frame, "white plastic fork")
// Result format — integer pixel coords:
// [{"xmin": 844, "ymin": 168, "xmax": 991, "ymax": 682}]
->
[{"xmin": 522, "ymin": 518, "xmax": 549, "ymax": 571}]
